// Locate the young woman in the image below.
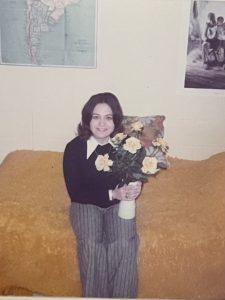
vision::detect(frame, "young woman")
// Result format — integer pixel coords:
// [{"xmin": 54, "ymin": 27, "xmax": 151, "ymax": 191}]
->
[{"xmin": 63, "ymin": 92, "xmax": 142, "ymax": 298}]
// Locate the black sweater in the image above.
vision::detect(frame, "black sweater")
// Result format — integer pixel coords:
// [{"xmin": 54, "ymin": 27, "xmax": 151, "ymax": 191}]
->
[{"xmin": 63, "ymin": 136, "xmax": 120, "ymax": 208}]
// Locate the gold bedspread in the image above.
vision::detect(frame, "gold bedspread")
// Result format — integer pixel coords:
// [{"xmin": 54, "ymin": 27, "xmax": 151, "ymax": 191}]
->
[{"xmin": 0, "ymin": 150, "xmax": 224, "ymax": 299}]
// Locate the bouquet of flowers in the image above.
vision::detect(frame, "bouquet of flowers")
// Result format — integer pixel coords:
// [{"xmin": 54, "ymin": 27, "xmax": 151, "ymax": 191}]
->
[{"xmin": 95, "ymin": 121, "xmax": 169, "ymax": 219}]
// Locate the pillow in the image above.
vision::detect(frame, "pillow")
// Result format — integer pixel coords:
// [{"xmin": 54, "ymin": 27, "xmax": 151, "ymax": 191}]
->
[{"xmin": 122, "ymin": 115, "xmax": 169, "ymax": 169}]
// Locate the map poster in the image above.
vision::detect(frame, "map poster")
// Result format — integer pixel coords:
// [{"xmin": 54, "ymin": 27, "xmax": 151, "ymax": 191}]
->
[{"xmin": 0, "ymin": 0, "xmax": 97, "ymax": 68}]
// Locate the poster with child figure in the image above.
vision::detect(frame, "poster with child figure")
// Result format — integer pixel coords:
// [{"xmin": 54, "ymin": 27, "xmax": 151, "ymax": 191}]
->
[{"xmin": 185, "ymin": 0, "xmax": 225, "ymax": 90}]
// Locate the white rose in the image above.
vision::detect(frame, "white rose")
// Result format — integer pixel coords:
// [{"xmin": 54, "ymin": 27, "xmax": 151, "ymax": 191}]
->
[
  {"xmin": 152, "ymin": 137, "xmax": 169, "ymax": 153},
  {"xmin": 95, "ymin": 154, "xmax": 113, "ymax": 172},
  {"xmin": 141, "ymin": 156, "xmax": 158, "ymax": 174},
  {"xmin": 111, "ymin": 132, "xmax": 127, "ymax": 145},
  {"xmin": 123, "ymin": 137, "xmax": 142, "ymax": 154},
  {"xmin": 131, "ymin": 121, "xmax": 144, "ymax": 132}
]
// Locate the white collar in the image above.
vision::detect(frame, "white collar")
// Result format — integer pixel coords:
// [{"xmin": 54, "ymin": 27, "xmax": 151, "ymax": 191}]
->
[{"xmin": 87, "ymin": 136, "xmax": 113, "ymax": 159}]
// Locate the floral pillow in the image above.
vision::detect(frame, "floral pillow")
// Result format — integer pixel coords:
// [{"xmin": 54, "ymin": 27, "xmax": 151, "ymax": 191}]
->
[{"xmin": 122, "ymin": 115, "xmax": 169, "ymax": 169}]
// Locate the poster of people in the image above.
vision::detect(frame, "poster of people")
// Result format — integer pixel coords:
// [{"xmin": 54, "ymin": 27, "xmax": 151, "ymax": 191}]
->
[{"xmin": 185, "ymin": 0, "xmax": 225, "ymax": 90}]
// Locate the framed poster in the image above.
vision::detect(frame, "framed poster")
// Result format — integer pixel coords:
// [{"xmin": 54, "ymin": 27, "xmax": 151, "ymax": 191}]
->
[
  {"xmin": 0, "ymin": 0, "xmax": 97, "ymax": 68},
  {"xmin": 184, "ymin": 0, "xmax": 225, "ymax": 90}
]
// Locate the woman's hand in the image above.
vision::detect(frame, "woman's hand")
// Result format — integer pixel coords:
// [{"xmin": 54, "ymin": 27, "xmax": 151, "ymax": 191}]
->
[{"xmin": 112, "ymin": 181, "xmax": 142, "ymax": 201}]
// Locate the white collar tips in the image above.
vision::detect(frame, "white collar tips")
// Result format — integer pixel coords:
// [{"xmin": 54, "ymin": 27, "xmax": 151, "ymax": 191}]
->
[{"xmin": 86, "ymin": 136, "xmax": 113, "ymax": 159}]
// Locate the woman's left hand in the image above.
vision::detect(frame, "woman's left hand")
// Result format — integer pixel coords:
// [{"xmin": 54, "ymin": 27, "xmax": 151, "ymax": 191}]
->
[
  {"xmin": 112, "ymin": 181, "xmax": 142, "ymax": 201},
  {"xmin": 125, "ymin": 181, "xmax": 142, "ymax": 200}
]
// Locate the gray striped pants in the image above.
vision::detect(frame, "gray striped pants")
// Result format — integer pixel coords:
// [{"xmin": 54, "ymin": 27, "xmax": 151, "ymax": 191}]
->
[{"xmin": 70, "ymin": 202, "xmax": 139, "ymax": 298}]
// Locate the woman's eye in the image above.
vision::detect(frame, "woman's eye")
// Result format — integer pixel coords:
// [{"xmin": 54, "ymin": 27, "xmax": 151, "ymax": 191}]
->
[
  {"xmin": 92, "ymin": 115, "xmax": 99, "ymax": 120},
  {"xmin": 106, "ymin": 116, "xmax": 113, "ymax": 120}
]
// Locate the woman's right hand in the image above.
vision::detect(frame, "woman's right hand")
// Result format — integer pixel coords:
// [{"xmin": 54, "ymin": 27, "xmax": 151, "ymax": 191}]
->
[{"xmin": 112, "ymin": 182, "xmax": 142, "ymax": 201}]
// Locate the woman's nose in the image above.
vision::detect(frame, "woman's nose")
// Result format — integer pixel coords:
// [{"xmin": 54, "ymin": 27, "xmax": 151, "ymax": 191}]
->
[{"xmin": 99, "ymin": 118, "xmax": 105, "ymax": 125}]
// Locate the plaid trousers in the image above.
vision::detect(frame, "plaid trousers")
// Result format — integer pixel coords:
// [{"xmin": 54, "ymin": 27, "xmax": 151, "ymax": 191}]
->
[{"xmin": 70, "ymin": 202, "xmax": 139, "ymax": 298}]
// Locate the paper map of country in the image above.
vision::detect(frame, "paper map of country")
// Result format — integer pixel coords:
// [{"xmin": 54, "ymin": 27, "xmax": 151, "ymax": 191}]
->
[{"xmin": 0, "ymin": 0, "xmax": 96, "ymax": 67}]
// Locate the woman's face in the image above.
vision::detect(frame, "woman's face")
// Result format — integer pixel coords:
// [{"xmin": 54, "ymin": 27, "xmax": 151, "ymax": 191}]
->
[{"xmin": 90, "ymin": 103, "xmax": 115, "ymax": 144}]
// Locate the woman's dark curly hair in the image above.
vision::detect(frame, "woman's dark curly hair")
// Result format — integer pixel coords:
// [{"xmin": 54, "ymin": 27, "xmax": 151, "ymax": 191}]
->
[{"xmin": 77, "ymin": 92, "xmax": 124, "ymax": 140}]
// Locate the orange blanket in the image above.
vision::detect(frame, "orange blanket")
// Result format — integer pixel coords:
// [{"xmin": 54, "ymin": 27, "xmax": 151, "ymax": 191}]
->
[{"xmin": 0, "ymin": 150, "xmax": 224, "ymax": 299}]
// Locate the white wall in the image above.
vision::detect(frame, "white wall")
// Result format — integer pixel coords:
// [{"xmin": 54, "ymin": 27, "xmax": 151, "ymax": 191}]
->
[{"xmin": 0, "ymin": 0, "xmax": 225, "ymax": 163}]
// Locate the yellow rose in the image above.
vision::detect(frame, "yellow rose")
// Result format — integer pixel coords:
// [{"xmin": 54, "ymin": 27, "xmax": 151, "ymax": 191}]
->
[
  {"xmin": 95, "ymin": 154, "xmax": 113, "ymax": 172},
  {"xmin": 123, "ymin": 137, "xmax": 142, "ymax": 154},
  {"xmin": 141, "ymin": 156, "xmax": 158, "ymax": 174},
  {"xmin": 111, "ymin": 132, "xmax": 127, "ymax": 145},
  {"xmin": 152, "ymin": 137, "xmax": 169, "ymax": 153},
  {"xmin": 131, "ymin": 121, "xmax": 144, "ymax": 132}
]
